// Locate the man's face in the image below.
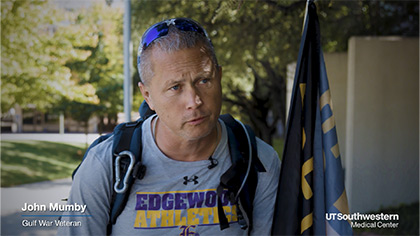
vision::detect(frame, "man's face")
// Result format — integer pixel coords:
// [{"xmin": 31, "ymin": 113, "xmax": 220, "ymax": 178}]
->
[{"xmin": 139, "ymin": 45, "xmax": 222, "ymax": 141}]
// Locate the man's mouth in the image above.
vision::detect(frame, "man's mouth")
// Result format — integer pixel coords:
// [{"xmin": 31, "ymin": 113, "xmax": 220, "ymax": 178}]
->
[{"xmin": 186, "ymin": 116, "xmax": 207, "ymax": 125}]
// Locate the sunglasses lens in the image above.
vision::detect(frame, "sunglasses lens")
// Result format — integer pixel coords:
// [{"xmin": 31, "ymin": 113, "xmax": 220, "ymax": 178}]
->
[
  {"xmin": 175, "ymin": 19, "xmax": 202, "ymax": 34},
  {"xmin": 142, "ymin": 24, "xmax": 169, "ymax": 49}
]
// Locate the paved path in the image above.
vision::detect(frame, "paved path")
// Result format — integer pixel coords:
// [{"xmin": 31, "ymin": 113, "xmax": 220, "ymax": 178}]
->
[
  {"xmin": 1, "ymin": 178, "xmax": 73, "ymax": 236},
  {"xmin": 1, "ymin": 134, "xmax": 99, "ymax": 235},
  {"xmin": 1, "ymin": 133, "xmax": 101, "ymax": 144}
]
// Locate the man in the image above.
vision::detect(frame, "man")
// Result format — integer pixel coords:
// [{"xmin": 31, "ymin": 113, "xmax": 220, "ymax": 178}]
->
[{"xmin": 58, "ymin": 18, "xmax": 280, "ymax": 235}]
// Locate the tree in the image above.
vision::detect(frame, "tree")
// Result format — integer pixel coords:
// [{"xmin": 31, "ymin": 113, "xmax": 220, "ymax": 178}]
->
[
  {"xmin": 130, "ymin": 0, "xmax": 304, "ymax": 144},
  {"xmin": 61, "ymin": 3, "xmax": 124, "ymax": 133},
  {"xmin": 128, "ymin": 0, "xmax": 419, "ymax": 144},
  {"xmin": 1, "ymin": 0, "xmax": 98, "ymax": 113},
  {"xmin": 316, "ymin": 0, "xmax": 419, "ymax": 52}
]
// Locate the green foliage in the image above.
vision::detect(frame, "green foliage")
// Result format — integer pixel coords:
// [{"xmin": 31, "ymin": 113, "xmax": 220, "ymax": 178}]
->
[
  {"xmin": 2, "ymin": 1, "xmax": 124, "ymax": 132},
  {"xmin": 2, "ymin": 0, "xmax": 417, "ymax": 139},
  {"xmin": 130, "ymin": 0, "xmax": 304, "ymax": 143},
  {"xmin": 272, "ymin": 137, "xmax": 285, "ymax": 160},
  {"xmin": 1, "ymin": 140, "xmax": 85, "ymax": 187},
  {"xmin": 60, "ymin": 4, "xmax": 124, "ymax": 131},
  {"xmin": 130, "ymin": 0, "xmax": 418, "ymax": 144},
  {"xmin": 1, "ymin": 0, "xmax": 98, "ymax": 112},
  {"xmin": 317, "ymin": 0, "xmax": 419, "ymax": 52}
]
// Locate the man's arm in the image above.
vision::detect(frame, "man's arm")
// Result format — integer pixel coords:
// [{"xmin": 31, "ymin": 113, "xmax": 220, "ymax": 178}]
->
[
  {"xmin": 251, "ymin": 139, "xmax": 281, "ymax": 235},
  {"xmin": 57, "ymin": 141, "xmax": 113, "ymax": 235}
]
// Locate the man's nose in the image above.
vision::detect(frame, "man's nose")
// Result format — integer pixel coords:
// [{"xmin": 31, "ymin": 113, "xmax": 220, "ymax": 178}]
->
[{"xmin": 185, "ymin": 87, "xmax": 202, "ymax": 110}]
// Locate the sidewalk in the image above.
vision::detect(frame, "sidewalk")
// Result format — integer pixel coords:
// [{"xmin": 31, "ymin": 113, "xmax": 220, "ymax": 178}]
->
[
  {"xmin": 1, "ymin": 133, "xmax": 100, "ymax": 235},
  {"xmin": 1, "ymin": 178, "xmax": 73, "ymax": 236},
  {"xmin": 1, "ymin": 133, "xmax": 101, "ymax": 144}
]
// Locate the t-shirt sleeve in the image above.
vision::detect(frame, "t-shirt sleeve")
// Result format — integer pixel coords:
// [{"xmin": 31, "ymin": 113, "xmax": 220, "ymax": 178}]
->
[
  {"xmin": 56, "ymin": 140, "xmax": 113, "ymax": 235},
  {"xmin": 250, "ymin": 138, "xmax": 281, "ymax": 235}
]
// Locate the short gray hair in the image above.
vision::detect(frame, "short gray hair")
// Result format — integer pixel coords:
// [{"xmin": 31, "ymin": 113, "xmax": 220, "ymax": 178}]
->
[{"xmin": 137, "ymin": 26, "xmax": 219, "ymax": 85}]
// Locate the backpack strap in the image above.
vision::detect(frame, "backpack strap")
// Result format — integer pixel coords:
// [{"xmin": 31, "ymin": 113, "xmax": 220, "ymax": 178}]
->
[
  {"xmin": 218, "ymin": 114, "xmax": 266, "ymax": 233},
  {"xmin": 107, "ymin": 119, "xmax": 146, "ymax": 234},
  {"xmin": 107, "ymin": 101, "xmax": 155, "ymax": 234}
]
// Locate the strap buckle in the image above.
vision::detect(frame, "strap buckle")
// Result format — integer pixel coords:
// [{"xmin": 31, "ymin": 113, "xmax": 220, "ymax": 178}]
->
[
  {"xmin": 132, "ymin": 162, "xmax": 147, "ymax": 180},
  {"xmin": 114, "ymin": 151, "xmax": 135, "ymax": 193}
]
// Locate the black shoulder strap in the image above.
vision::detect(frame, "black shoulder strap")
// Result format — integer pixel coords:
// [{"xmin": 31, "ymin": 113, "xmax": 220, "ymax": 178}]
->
[
  {"xmin": 218, "ymin": 114, "xmax": 266, "ymax": 233},
  {"xmin": 107, "ymin": 101, "xmax": 155, "ymax": 234},
  {"xmin": 72, "ymin": 101, "xmax": 155, "ymax": 235},
  {"xmin": 107, "ymin": 119, "xmax": 146, "ymax": 234},
  {"xmin": 220, "ymin": 114, "xmax": 265, "ymax": 171}
]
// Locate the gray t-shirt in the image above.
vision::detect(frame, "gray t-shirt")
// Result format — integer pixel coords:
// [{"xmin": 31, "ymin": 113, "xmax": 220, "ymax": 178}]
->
[{"xmin": 57, "ymin": 115, "xmax": 280, "ymax": 235}]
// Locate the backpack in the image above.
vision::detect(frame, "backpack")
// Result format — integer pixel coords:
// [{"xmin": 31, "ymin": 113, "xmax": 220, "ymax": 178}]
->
[{"xmin": 72, "ymin": 101, "xmax": 266, "ymax": 235}]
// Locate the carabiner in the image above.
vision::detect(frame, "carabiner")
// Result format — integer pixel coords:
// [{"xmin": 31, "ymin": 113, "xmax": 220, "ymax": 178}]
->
[{"xmin": 114, "ymin": 151, "xmax": 135, "ymax": 194}]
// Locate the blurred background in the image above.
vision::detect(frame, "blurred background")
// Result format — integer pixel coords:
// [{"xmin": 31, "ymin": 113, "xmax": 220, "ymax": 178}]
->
[{"xmin": 1, "ymin": 0, "xmax": 418, "ymax": 235}]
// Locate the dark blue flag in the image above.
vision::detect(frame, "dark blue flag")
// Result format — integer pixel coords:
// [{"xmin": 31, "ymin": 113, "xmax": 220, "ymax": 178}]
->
[{"xmin": 272, "ymin": 1, "xmax": 353, "ymax": 235}]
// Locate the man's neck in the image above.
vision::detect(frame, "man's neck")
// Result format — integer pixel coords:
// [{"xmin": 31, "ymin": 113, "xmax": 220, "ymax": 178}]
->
[{"xmin": 153, "ymin": 117, "xmax": 221, "ymax": 162}]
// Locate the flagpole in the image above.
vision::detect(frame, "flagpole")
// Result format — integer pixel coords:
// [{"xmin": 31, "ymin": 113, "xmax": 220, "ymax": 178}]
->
[
  {"xmin": 123, "ymin": 0, "xmax": 132, "ymax": 122},
  {"xmin": 301, "ymin": 0, "xmax": 310, "ymax": 35},
  {"xmin": 272, "ymin": 0, "xmax": 352, "ymax": 234}
]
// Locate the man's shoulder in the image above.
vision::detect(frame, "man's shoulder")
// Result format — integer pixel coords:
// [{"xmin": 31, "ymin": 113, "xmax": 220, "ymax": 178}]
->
[
  {"xmin": 72, "ymin": 134, "xmax": 115, "ymax": 181},
  {"xmin": 255, "ymin": 137, "xmax": 281, "ymax": 172},
  {"xmin": 87, "ymin": 134, "xmax": 115, "ymax": 157},
  {"xmin": 255, "ymin": 137, "xmax": 278, "ymax": 158}
]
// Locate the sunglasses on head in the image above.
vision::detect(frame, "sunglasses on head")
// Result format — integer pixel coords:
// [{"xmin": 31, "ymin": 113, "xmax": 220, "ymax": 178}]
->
[
  {"xmin": 137, "ymin": 18, "xmax": 212, "ymax": 67},
  {"xmin": 140, "ymin": 18, "xmax": 211, "ymax": 51}
]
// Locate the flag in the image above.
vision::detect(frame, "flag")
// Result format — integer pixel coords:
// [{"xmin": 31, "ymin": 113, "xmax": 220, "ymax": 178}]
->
[{"xmin": 272, "ymin": 1, "xmax": 353, "ymax": 235}]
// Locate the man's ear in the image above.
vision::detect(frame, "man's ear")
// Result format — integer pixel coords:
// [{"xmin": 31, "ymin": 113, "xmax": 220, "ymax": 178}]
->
[
  {"xmin": 217, "ymin": 65, "xmax": 223, "ymax": 81},
  {"xmin": 138, "ymin": 82, "xmax": 155, "ymax": 110}
]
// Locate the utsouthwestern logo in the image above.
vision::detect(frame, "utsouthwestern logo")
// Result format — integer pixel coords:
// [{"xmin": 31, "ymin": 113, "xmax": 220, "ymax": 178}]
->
[
  {"xmin": 326, "ymin": 213, "xmax": 399, "ymax": 221},
  {"xmin": 326, "ymin": 213, "xmax": 400, "ymax": 229}
]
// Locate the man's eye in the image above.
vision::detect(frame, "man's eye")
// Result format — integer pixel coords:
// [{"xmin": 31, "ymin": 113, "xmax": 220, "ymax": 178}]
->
[
  {"xmin": 170, "ymin": 85, "xmax": 180, "ymax": 91},
  {"xmin": 199, "ymin": 78, "xmax": 210, "ymax": 84}
]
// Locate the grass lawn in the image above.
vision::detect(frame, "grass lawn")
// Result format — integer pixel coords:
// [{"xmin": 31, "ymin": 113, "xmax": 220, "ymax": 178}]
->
[
  {"xmin": 1, "ymin": 140, "xmax": 86, "ymax": 187},
  {"xmin": 272, "ymin": 138, "xmax": 285, "ymax": 160},
  {"xmin": 0, "ymin": 137, "xmax": 283, "ymax": 187}
]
